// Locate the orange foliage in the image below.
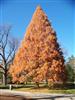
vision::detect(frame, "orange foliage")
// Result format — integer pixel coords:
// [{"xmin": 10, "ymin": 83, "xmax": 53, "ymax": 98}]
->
[{"xmin": 9, "ymin": 6, "xmax": 67, "ymax": 83}]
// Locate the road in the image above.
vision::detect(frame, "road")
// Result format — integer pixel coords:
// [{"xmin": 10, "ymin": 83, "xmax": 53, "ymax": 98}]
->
[{"xmin": 0, "ymin": 89, "xmax": 75, "ymax": 100}]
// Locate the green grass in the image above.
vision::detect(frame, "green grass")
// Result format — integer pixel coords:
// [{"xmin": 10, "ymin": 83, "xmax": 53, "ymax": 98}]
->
[
  {"xmin": 14, "ymin": 87, "xmax": 75, "ymax": 94},
  {"xmin": 0, "ymin": 82, "xmax": 75, "ymax": 94}
]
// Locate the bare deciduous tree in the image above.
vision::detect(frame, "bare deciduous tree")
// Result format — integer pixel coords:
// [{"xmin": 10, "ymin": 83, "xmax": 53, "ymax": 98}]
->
[{"xmin": 0, "ymin": 25, "xmax": 19, "ymax": 85}]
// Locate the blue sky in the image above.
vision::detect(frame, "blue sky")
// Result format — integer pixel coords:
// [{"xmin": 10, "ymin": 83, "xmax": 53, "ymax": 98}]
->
[{"xmin": 0, "ymin": 0, "xmax": 75, "ymax": 58}]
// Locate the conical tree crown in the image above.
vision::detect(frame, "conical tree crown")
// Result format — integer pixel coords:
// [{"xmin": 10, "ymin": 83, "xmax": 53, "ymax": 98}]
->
[{"xmin": 9, "ymin": 6, "xmax": 67, "ymax": 83}]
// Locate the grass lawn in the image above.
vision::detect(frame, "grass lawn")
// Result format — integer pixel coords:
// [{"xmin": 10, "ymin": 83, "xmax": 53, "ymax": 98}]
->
[
  {"xmin": 14, "ymin": 87, "xmax": 75, "ymax": 94},
  {"xmin": 0, "ymin": 82, "xmax": 75, "ymax": 94}
]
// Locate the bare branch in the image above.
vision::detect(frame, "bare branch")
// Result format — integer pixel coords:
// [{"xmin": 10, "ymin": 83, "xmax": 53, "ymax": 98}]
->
[
  {"xmin": 0, "ymin": 53, "xmax": 5, "ymax": 61},
  {"xmin": 0, "ymin": 25, "xmax": 19, "ymax": 85},
  {"xmin": 6, "ymin": 47, "xmax": 15, "ymax": 62},
  {"xmin": 0, "ymin": 64, "xmax": 5, "ymax": 71},
  {"xmin": 0, "ymin": 33, "xmax": 4, "ymax": 43},
  {"xmin": 7, "ymin": 51, "xmax": 15, "ymax": 65},
  {"xmin": 6, "ymin": 38, "xmax": 18, "ymax": 62}
]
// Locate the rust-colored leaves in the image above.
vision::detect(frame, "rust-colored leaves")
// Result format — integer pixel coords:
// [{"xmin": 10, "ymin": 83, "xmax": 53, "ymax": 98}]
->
[{"xmin": 9, "ymin": 6, "xmax": 67, "ymax": 83}]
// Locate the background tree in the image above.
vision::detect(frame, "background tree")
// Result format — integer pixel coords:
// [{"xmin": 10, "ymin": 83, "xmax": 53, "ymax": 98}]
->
[
  {"xmin": 67, "ymin": 56, "xmax": 75, "ymax": 73},
  {"xmin": 9, "ymin": 6, "xmax": 67, "ymax": 86},
  {"xmin": 65, "ymin": 55, "xmax": 75, "ymax": 82},
  {"xmin": 0, "ymin": 25, "xmax": 19, "ymax": 85}
]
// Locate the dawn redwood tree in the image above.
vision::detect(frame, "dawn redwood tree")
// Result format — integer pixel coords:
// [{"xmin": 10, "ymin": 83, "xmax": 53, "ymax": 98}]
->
[
  {"xmin": 0, "ymin": 25, "xmax": 18, "ymax": 85},
  {"xmin": 9, "ymin": 6, "xmax": 67, "ymax": 85}
]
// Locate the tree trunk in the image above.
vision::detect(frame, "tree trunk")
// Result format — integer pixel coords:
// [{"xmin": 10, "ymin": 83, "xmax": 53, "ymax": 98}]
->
[
  {"xmin": 45, "ymin": 79, "xmax": 48, "ymax": 87},
  {"xmin": 36, "ymin": 82, "xmax": 39, "ymax": 88},
  {"xmin": 3, "ymin": 72, "xmax": 7, "ymax": 85},
  {"xmin": 46, "ymin": 79, "xmax": 48, "ymax": 84}
]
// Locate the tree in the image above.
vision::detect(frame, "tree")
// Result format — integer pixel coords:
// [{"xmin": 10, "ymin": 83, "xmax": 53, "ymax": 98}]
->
[
  {"xmin": 66, "ymin": 64, "xmax": 74, "ymax": 82},
  {"xmin": 0, "ymin": 25, "xmax": 18, "ymax": 85},
  {"xmin": 66, "ymin": 56, "xmax": 75, "ymax": 82},
  {"xmin": 67, "ymin": 56, "xmax": 75, "ymax": 73},
  {"xmin": 9, "ymin": 6, "xmax": 67, "ymax": 85}
]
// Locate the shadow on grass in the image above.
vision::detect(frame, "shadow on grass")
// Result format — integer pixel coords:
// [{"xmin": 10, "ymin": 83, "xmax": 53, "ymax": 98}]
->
[
  {"xmin": 27, "ymin": 83, "xmax": 75, "ymax": 90},
  {"xmin": 0, "ymin": 94, "xmax": 75, "ymax": 100},
  {"xmin": 35, "ymin": 95, "xmax": 75, "ymax": 100},
  {"xmin": 0, "ymin": 94, "xmax": 33, "ymax": 100},
  {"xmin": 0, "ymin": 82, "xmax": 75, "ymax": 90}
]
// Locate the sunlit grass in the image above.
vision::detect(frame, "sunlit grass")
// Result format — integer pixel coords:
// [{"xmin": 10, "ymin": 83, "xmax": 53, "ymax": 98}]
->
[
  {"xmin": 14, "ymin": 88, "xmax": 75, "ymax": 94},
  {"xmin": 0, "ymin": 82, "xmax": 75, "ymax": 94}
]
